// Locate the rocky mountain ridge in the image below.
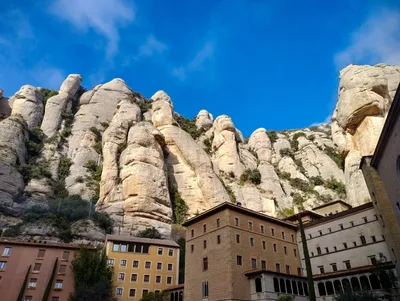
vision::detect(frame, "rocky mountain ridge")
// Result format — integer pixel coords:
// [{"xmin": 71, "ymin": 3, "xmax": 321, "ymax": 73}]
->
[{"xmin": 0, "ymin": 63, "xmax": 399, "ymax": 241}]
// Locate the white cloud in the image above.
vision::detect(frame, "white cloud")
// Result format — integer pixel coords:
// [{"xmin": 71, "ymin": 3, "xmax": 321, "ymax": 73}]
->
[
  {"xmin": 138, "ymin": 35, "xmax": 167, "ymax": 57},
  {"xmin": 172, "ymin": 42, "xmax": 214, "ymax": 81},
  {"xmin": 335, "ymin": 9, "xmax": 400, "ymax": 69},
  {"xmin": 310, "ymin": 114, "xmax": 332, "ymax": 127},
  {"xmin": 50, "ymin": 0, "xmax": 134, "ymax": 58}
]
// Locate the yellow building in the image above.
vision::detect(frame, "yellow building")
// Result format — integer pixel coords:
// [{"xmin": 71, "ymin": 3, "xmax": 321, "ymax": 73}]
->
[{"xmin": 105, "ymin": 235, "xmax": 180, "ymax": 300}]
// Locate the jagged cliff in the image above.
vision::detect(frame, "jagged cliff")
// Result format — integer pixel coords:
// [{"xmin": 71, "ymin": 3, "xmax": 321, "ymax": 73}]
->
[{"xmin": 0, "ymin": 63, "xmax": 398, "ymax": 240}]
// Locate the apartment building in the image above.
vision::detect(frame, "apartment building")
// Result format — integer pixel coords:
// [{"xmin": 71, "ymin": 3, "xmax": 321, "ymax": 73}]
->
[
  {"xmin": 0, "ymin": 238, "xmax": 85, "ymax": 301},
  {"xmin": 105, "ymin": 235, "xmax": 180, "ymax": 300},
  {"xmin": 183, "ymin": 202, "xmax": 306, "ymax": 301},
  {"xmin": 297, "ymin": 202, "xmax": 396, "ymax": 300}
]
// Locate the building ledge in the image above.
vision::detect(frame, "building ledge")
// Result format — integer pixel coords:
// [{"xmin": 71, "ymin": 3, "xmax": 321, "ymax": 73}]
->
[
  {"xmin": 244, "ymin": 269, "xmax": 307, "ymax": 280},
  {"xmin": 313, "ymin": 262, "xmax": 394, "ymax": 280}
]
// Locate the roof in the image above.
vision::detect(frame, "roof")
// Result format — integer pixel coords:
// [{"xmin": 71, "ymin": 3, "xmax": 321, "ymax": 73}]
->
[
  {"xmin": 182, "ymin": 202, "xmax": 297, "ymax": 229},
  {"xmin": 244, "ymin": 269, "xmax": 307, "ymax": 280},
  {"xmin": 371, "ymin": 84, "xmax": 400, "ymax": 168},
  {"xmin": 312, "ymin": 200, "xmax": 352, "ymax": 211},
  {"xmin": 283, "ymin": 210, "xmax": 323, "ymax": 222},
  {"xmin": 106, "ymin": 235, "xmax": 179, "ymax": 248},
  {"xmin": 0, "ymin": 238, "xmax": 97, "ymax": 250},
  {"xmin": 163, "ymin": 284, "xmax": 184, "ymax": 291},
  {"xmin": 313, "ymin": 262, "xmax": 394, "ymax": 280},
  {"xmin": 303, "ymin": 202, "xmax": 373, "ymax": 229}
]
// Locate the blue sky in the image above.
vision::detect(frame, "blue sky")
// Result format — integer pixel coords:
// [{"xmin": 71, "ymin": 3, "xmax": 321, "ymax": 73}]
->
[{"xmin": 0, "ymin": 0, "xmax": 399, "ymax": 137}]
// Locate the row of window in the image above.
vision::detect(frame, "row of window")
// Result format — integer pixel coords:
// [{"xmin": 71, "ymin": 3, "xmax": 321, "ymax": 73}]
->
[
  {"xmin": 317, "ymin": 255, "xmax": 378, "ymax": 274},
  {"xmin": 317, "ymin": 274, "xmax": 383, "ymax": 296},
  {"xmin": 0, "ymin": 261, "xmax": 68, "ymax": 274},
  {"xmin": 116, "ymin": 287, "xmax": 162, "ymax": 298},
  {"xmin": 24, "ymin": 297, "xmax": 59, "ymax": 301},
  {"xmin": 112, "ymin": 244, "xmax": 174, "ymax": 256},
  {"xmin": 25, "ymin": 278, "xmax": 64, "ymax": 289},
  {"xmin": 308, "ymin": 215, "xmax": 377, "ymax": 239},
  {"xmin": 1, "ymin": 248, "xmax": 70, "ymax": 260},
  {"xmin": 117, "ymin": 272, "xmax": 173, "ymax": 284},
  {"xmin": 190, "ymin": 219, "xmax": 295, "ymax": 242},
  {"xmin": 108, "ymin": 258, "xmax": 174, "ymax": 271},
  {"xmin": 269, "ymin": 278, "xmax": 309, "ymax": 296}
]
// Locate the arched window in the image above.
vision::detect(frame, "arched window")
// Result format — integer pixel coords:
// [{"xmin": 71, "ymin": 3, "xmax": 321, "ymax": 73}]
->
[
  {"xmin": 255, "ymin": 278, "xmax": 262, "ymax": 293},
  {"xmin": 286, "ymin": 279, "xmax": 292, "ymax": 294},
  {"xmin": 179, "ymin": 291, "xmax": 183, "ymax": 301},
  {"xmin": 334, "ymin": 280, "xmax": 343, "ymax": 294},
  {"xmin": 298, "ymin": 281, "xmax": 304, "ymax": 295},
  {"xmin": 342, "ymin": 278, "xmax": 352, "ymax": 293},
  {"xmin": 170, "ymin": 292, "xmax": 174, "ymax": 301},
  {"xmin": 360, "ymin": 275, "xmax": 371, "ymax": 291},
  {"xmin": 292, "ymin": 280, "xmax": 298, "ymax": 294},
  {"xmin": 318, "ymin": 282, "xmax": 326, "ymax": 296},
  {"xmin": 303, "ymin": 283, "xmax": 309, "ymax": 296},
  {"xmin": 280, "ymin": 279, "xmax": 286, "ymax": 293},
  {"xmin": 369, "ymin": 274, "xmax": 381, "ymax": 290},
  {"xmin": 326, "ymin": 281, "xmax": 334, "ymax": 295},
  {"xmin": 351, "ymin": 277, "xmax": 361, "ymax": 292},
  {"xmin": 273, "ymin": 277, "xmax": 280, "ymax": 292}
]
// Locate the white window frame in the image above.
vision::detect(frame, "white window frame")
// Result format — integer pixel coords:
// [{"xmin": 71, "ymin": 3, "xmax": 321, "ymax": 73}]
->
[
  {"xmin": 143, "ymin": 274, "xmax": 150, "ymax": 283},
  {"xmin": 166, "ymin": 276, "xmax": 172, "ymax": 284},
  {"xmin": 156, "ymin": 262, "xmax": 162, "ymax": 271},
  {"xmin": 28, "ymin": 278, "xmax": 37, "ymax": 288},
  {"xmin": 120, "ymin": 258, "xmax": 127, "ymax": 268},
  {"xmin": 157, "ymin": 247, "xmax": 163, "ymax": 256},
  {"xmin": 167, "ymin": 263, "xmax": 173, "ymax": 271},
  {"xmin": 118, "ymin": 272, "xmax": 125, "ymax": 282},
  {"xmin": 129, "ymin": 288, "xmax": 136, "ymax": 298},
  {"xmin": 107, "ymin": 258, "xmax": 115, "ymax": 266},
  {"xmin": 2, "ymin": 247, "xmax": 11, "ymax": 256},
  {"xmin": 54, "ymin": 280, "xmax": 63, "ymax": 289},
  {"xmin": 168, "ymin": 249, "xmax": 174, "ymax": 257},
  {"xmin": 155, "ymin": 275, "xmax": 162, "ymax": 284},
  {"xmin": 130, "ymin": 273, "xmax": 138, "ymax": 283},
  {"xmin": 0, "ymin": 261, "xmax": 6, "ymax": 270},
  {"xmin": 145, "ymin": 261, "xmax": 151, "ymax": 269},
  {"xmin": 116, "ymin": 287, "xmax": 123, "ymax": 297},
  {"xmin": 132, "ymin": 260, "xmax": 139, "ymax": 268}
]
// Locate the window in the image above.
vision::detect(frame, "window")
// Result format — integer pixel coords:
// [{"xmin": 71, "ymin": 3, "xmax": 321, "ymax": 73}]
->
[
  {"xmin": 374, "ymin": 214, "xmax": 378, "ymax": 220},
  {"xmin": 251, "ymin": 258, "xmax": 257, "ymax": 269},
  {"xmin": 273, "ymin": 243, "xmax": 277, "ymax": 252},
  {"xmin": 33, "ymin": 263, "xmax": 41, "ymax": 272},
  {"xmin": 291, "ymin": 234, "xmax": 295, "ymax": 242},
  {"xmin": 203, "ymin": 257, "xmax": 208, "ymax": 271},
  {"xmin": 145, "ymin": 261, "xmax": 151, "ymax": 269},
  {"xmin": 235, "ymin": 217, "xmax": 239, "ymax": 226},
  {"xmin": 286, "ymin": 265, "xmax": 290, "ymax": 274},
  {"xmin": 282, "ymin": 231, "xmax": 285, "ymax": 239},
  {"xmin": 169, "ymin": 249, "xmax": 174, "ymax": 256},
  {"xmin": 344, "ymin": 260, "xmax": 351, "ymax": 269},
  {"xmin": 317, "ymin": 246, "xmax": 321, "ymax": 255},
  {"xmin": 202, "ymin": 281, "xmax": 209, "ymax": 298},
  {"xmin": 236, "ymin": 234, "xmax": 240, "ymax": 243},
  {"xmin": 157, "ymin": 262, "xmax": 162, "ymax": 270},
  {"xmin": 191, "ymin": 229, "xmax": 194, "ymax": 237},
  {"xmin": 143, "ymin": 275, "xmax": 150, "ymax": 283},
  {"xmin": 309, "ymin": 234, "xmax": 312, "ymax": 239},
  {"xmin": 217, "ymin": 235, "xmax": 221, "ymax": 244},
  {"xmin": 156, "ymin": 275, "xmax": 161, "ymax": 283},
  {"xmin": 331, "ymin": 263, "xmax": 337, "ymax": 272},
  {"xmin": 334, "ymin": 246, "xmax": 337, "ymax": 251},
  {"xmin": 262, "ymin": 241, "xmax": 266, "ymax": 249},
  {"xmin": 132, "ymin": 260, "xmax": 139, "ymax": 268},
  {"xmin": 168, "ymin": 263, "xmax": 173, "ymax": 271},
  {"xmin": 328, "ymin": 227, "xmax": 332, "ymax": 233},
  {"xmin": 116, "ymin": 287, "xmax": 123, "ymax": 297},
  {"xmin": 191, "ymin": 244, "xmax": 194, "ymax": 253},
  {"xmin": 58, "ymin": 265, "xmax": 66, "ymax": 274},
  {"xmin": 55, "ymin": 280, "xmax": 63, "ymax": 289},
  {"xmin": 284, "ymin": 246, "xmax": 287, "ymax": 255},
  {"xmin": 51, "ymin": 297, "xmax": 59, "ymax": 301},
  {"xmin": 28, "ymin": 278, "xmax": 37, "ymax": 288},
  {"xmin": 353, "ymin": 241, "xmax": 357, "ymax": 247},
  {"xmin": 318, "ymin": 230, "xmax": 322, "ymax": 236},
  {"xmin": 350, "ymin": 221, "xmax": 354, "ymax": 227},
  {"xmin": 203, "ymin": 224, "xmax": 207, "ymax": 233},
  {"xmin": 107, "ymin": 259, "xmax": 114, "ymax": 266},
  {"xmin": 339, "ymin": 224, "xmax": 344, "ymax": 230},
  {"xmin": 318, "ymin": 266, "xmax": 325, "ymax": 274},
  {"xmin": 2, "ymin": 247, "xmax": 11, "ymax": 256},
  {"xmin": 363, "ymin": 217, "xmax": 368, "ymax": 223},
  {"xmin": 24, "ymin": 297, "xmax": 32, "ymax": 301},
  {"xmin": 120, "ymin": 259, "xmax": 127, "ymax": 267},
  {"xmin": 297, "ymin": 267, "xmax": 302, "ymax": 276},
  {"xmin": 203, "ymin": 240, "xmax": 207, "ymax": 249},
  {"xmin": 158, "ymin": 248, "xmax": 163, "ymax": 255},
  {"xmin": 371, "ymin": 235, "xmax": 376, "ymax": 242},
  {"xmin": 325, "ymin": 247, "xmax": 329, "ymax": 253},
  {"xmin": 261, "ymin": 225, "xmax": 264, "ymax": 233},
  {"xmin": 118, "ymin": 273, "xmax": 125, "ymax": 281},
  {"xmin": 216, "ymin": 218, "xmax": 220, "ymax": 227},
  {"xmin": 62, "ymin": 251, "xmax": 70, "ymax": 260},
  {"xmin": 129, "ymin": 289, "xmax": 136, "ymax": 298},
  {"xmin": 37, "ymin": 249, "xmax": 45, "ymax": 258},
  {"xmin": 0, "ymin": 261, "xmax": 6, "ymax": 270},
  {"xmin": 250, "ymin": 237, "xmax": 254, "ymax": 247},
  {"xmin": 360, "ymin": 235, "xmax": 366, "ymax": 245},
  {"xmin": 271, "ymin": 228, "xmax": 275, "ymax": 236},
  {"xmin": 120, "ymin": 244, "xmax": 127, "ymax": 252},
  {"xmin": 294, "ymin": 249, "xmax": 297, "ymax": 257},
  {"xmin": 167, "ymin": 276, "xmax": 172, "ymax": 284},
  {"xmin": 276, "ymin": 263, "xmax": 280, "ymax": 273},
  {"xmin": 343, "ymin": 243, "xmax": 348, "ymax": 249},
  {"xmin": 261, "ymin": 260, "xmax": 266, "ymax": 269},
  {"xmin": 311, "ymin": 252, "xmax": 314, "ymax": 256},
  {"xmin": 369, "ymin": 256, "xmax": 377, "ymax": 265},
  {"xmin": 142, "ymin": 290, "xmax": 149, "ymax": 297},
  {"xmin": 255, "ymin": 278, "xmax": 262, "ymax": 293},
  {"xmin": 131, "ymin": 274, "xmax": 137, "ymax": 282},
  {"xmin": 113, "ymin": 244, "xmax": 119, "ymax": 252},
  {"xmin": 237, "ymin": 255, "xmax": 242, "ymax": 265},
  {"xmin": 249, "ymin": 221, "xmax": 253, "ymax": 230}
]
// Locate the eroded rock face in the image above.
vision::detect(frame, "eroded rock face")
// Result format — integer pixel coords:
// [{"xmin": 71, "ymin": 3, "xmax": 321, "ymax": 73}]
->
[
  {"xmin": 71, "ymin": 219, "xmax": 106, "ymax": 244},
  {"xmin": 0, "ymin": 89, "xmax": 11, "ymax": 119},
  {"xmin": 196, "ymin": 110, "xmax": 213, "ymax": 130},
  {"xmin": 10, "ymin": 85, "xmax": 43, "ymax": 128},
  {"xmin": 151, "ymin": 90, "xmax": 175, "ymax": 127}
]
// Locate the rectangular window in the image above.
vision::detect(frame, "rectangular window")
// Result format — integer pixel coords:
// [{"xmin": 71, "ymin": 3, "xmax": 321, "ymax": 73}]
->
[
  {"xmin": 284, "ymin": 246, "xmax": 287, "ymax": 255},
  {"xmin": 237, "ymin": 255, "xmax": 242, "ymax": 265},
  {"xmin": 62, "ymin": 251, "xmax": 70, "ymax": 260},
  {"xmin": 262, "ymin": 241, "xmax": 266, "ymax": 249},
  {"xmin": 191, "ymin": 244, "xmax": 194, "ymax": 253},
  {"xmin": 369, "ymin": 256, "xmax": 377, "ymax": 265},
  {"xmin": 297, "ymin": 268, "xmax": 302, "ymax": 276},
  {"xmin": 129, "ymin": 289, "xmax": 136, "ymax": 297},
  {"xmin": 363, "ymin": 217, "xmax": 368, "ymax": 223},
  {"xmin": 331, "ymin": 263, "xmax": 337, "ymax": 272},
  {"xmin": 191, "ymin": 229, "xmax": 194, "ymax": 237},
  {"xmin": 217, "ymin": 235, "xmax": 221, "ymax": 244},
  {"xmin": 168, "ymin": 249, "xmax": 174, "ymax": 256},
  {"xmin": 282, "ymin": 231, "xmax": 285, "ymax": 239},
  {"xmin": 37, "ymin": 249, "xmax": 45, "ymax": 258},
  {"xmin": 294, "ymin": 249, "xmax": 297, "ymax": 257},
  {"xmin": 334, "ymin": 246, "xmax": 337, "ymax": 251},
  {"xmin": 371, "ymin": 235, "xmax": 376, "ymax": 242},
  {"xmin": 167, "ymin": 276, "xmax": 172, "ymax": 284},
  {"xmin": 291, "ymin": 234, "xmax": 295, "ymax": 242},
  {"xmin": 0, "ymin": 261, "xmax": 6, "ymax": 270},
  {"xmin": 156, "ymin": 275, "xmax": 161, "ymax": 283},
  {"xmin": 33, "ymin": 263, "xmax": 41, "ymax": 272},
  {"xmin": 286, "ymin": 265, "xmax": 290, "ymax": 274},
  {"xmin": 203, "ymin": 224, "xmax": 207, "ymax": 233},
  {"xmin": 251, "ymin": 258, "xmax": 257, "ymax": 269},
  {"xmin": 235, "ymin": 217, "xmax": 239, "ymax": 226},
  {"xmin": 158, "ymin": 248, "xmax": 163, "ymax": 255},
  {"xmin": 343, "ymin": 243, "xmax": 348, "ymax": 249},
  {"xmin": 216, "ymin": 218, "xmax": 220, "ymax": 227},
  {"xmin": 311, "ymin": 252, "xmax": 314, "ymax": 256},
  {"xmin": 24, "ymin": 297, "xmax": 32, "ymax": 301},
  {"xmin": 116, "ymin": 287, "xmax": 123, "ymax": 297},
  {"xmin": 120, "ymin": 259, "xmax": 127, "ymax": 267},
  {"xmin": 309, "ymin": 234, "xmax": 312, "ymax": 239},
  {"xmin": 318, "ymin": 266, "xmax": 324, "ymax": 274},
  {"xmin": 131, "ymin": 274, "xmax": 137, "ymax": 282},
  {"xmin": 318, "ymin": 230, "xmax": 322, "ymax": 236},
  {"xmin": 273, "ymin": 243, "xmax": 277, "ymax": 252},
  {"xmin": 236, "ymin": 234, "xmax": 240, "ymax": 243},
  {"xmin": 143, "ymin": 275, "xmax": 150, "ymax": 283},
  {"xmin": 58, "ymin": 265, "xmax": 66, "ymax": 274},
  {"xmin": 328, "ymin": 227, "xmax": 332, "ymax": 233},
  {"xmin": 51, "ymin": 297, "xmax": 59, "ymax": 301},
  {"xmin": 113, "ymin": 244, "xmax": 120, "ymax": 252},
  {"xmin": 132, "ymin": 260, "xmax": 139, "ymax": 268},
  {"xmin": 55, "ymin": 280, "xmax": 63, "ymax": 289},
  {"xmin": 203, "ymin": 257, "xmax": 208, "ymax": 271},
  {"xmin": 145, "ymin": 261, "xmax": 151, "ymax": 269},
  {"xmin": 271, "ymin": 228, "xmax": 275, "ymax": 236},
  {"xmin": 261, "ymin": 260, "xmax": 266, "ymax": 269},
  {"xmin": 353, "ymin": 241, "xmax": 357, "ymax": 247},
  {"xmin": 118, "ymin": 273, "xmax": 125, "ymax": 281},
  {"xmin": 350, "ymin": 221, "xmax": 354, "ymax": 227},
  {"xmin": 317, "ymin": 247, "xmax": 321, "ymax": 255},
  {"xmin": 107, "ymin": 259, "xmax": 114, "ymax": 266},
  {"xmin": 325, "ymin": 247, "xmax": 329, "ymax": 253},
  {"xmin": 339, "ymin": 224, "xmax": 344, "ymax": 230},
  {"xmin": 250, "ymin": 237, "xmax": 254, "ymax": 247},
  {"xmin": 261, "ymin": 225, "xmax": 264, "ymax": 233},
  {"xmin": 2, "ymin": 247, "xmax": 11, "ymax": 256},
  {"xmin": 249, "ymin": 221, "xmax": 253, "ymax": 230},
  {"xmin": 142, "ymin": 290, "xmax": 149, "ymax": 297},
  {"xmin": 360, "ymin": 235, "xmax": 366, "ymax": 245},
  {"xmin": 276, "ymin": 263, "xmax": 280, "ymax": 273},
  {"xmin": 202, "ymin": 281, "xmax": 209, "ymax": 298},
  {"xmin": 344, "ymin": 260, "xmax": 351, "ymax": 269},
  {"xmin": 120, "ymin": 244, "xmax": 127, "ymax": 252},
  {"xmin": 157, "ymin": 262, "xmax": 162, "ymax": 270},
  {"xmin": 168, "ymin": 263, "xmax": 173, "ymax": 271},
  {"xmin": 28, "ymin": 278, "xmax": 37, "ymax": 288},
  {"xmin": 203, "ymin": 240, "xmax": 207, "ymax": 249}
]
